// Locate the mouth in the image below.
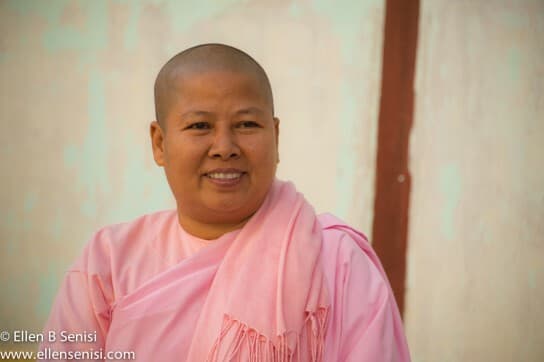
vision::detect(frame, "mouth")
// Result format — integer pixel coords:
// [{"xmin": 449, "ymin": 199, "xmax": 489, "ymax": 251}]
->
[{"xmin": 203, "ymin": 169, "xmax": 246, "ymax": 186}]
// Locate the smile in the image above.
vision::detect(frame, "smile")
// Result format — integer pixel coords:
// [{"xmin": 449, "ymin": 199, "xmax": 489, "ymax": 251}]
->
[
  {"xmin": 203, "ymin": 169, "xmax": 246, "ymax": 187},
  {"xmin": 206, "ymin": 172, "xmax": 243, "ymax": 180}
]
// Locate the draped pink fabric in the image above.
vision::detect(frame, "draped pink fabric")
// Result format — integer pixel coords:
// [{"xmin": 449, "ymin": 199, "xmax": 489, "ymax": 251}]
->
[
  {"xmin": 40, "ymin": 180, "xmax": 410, "ymax": 361},
  {"xmin": 186, "ymin": 180, "xmax": 329, "ymax": 361}
]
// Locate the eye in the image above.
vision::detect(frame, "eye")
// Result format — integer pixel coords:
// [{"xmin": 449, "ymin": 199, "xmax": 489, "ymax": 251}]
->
[
  {"xmin": 238, "ymin": 120, "xmax": 260, "ymax": 128},
  {"xmin": 186, "ymin": 122, "xmax": 210, "ymax": 130}
]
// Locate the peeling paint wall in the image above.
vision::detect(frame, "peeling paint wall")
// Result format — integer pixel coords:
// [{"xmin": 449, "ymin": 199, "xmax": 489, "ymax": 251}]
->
[
  {"xmin": 0, "ymin": 0, "xmax": 384, "ymax": 336},
  {"xmin": 404, "ymin": 1, "xmax": 544, "ymax": 361}
]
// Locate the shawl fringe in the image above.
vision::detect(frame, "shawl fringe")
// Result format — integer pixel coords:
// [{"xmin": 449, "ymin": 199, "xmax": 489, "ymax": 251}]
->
[{"xmin": 207, "ymin": 308, "xmax": 329, "ymax": 362}]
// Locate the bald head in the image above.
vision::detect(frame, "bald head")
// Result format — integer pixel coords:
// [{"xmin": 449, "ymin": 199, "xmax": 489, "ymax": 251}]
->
[{"xmin": 154, "ymin": 43, "xmax": 274, "ymax": 127}]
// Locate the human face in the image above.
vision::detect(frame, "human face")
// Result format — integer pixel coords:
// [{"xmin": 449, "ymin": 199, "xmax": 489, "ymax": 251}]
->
[{"xmin": 150, "ymin": 70, "xmax": 279, "ymax": 232}]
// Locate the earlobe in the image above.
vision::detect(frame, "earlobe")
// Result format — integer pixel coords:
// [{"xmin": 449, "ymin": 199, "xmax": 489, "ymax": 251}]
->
[
  {"xmin": 150, "ymin": 121, "xmax": 165, "ymax": 166},
  {"xmin": 274, "ymin": 117, "xmax": 280, "ymax": 163}
]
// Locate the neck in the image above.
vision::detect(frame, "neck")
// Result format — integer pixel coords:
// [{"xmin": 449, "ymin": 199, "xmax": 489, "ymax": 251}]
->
[{"xmin": 177, "ymin": 212, "xmax": 252, "ymax": 240}]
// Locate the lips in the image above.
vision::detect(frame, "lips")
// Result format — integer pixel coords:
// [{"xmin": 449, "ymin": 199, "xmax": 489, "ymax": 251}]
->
[
  {"xmin": 203, "ymin": 169, "xmax": 246, "ymax": 185},
  {"xmin": 207, "ymin": 172, "xmax": 243, "ymax": 180},
  {"xmin": 204, "ymin": 168, "xmax": 245, "ymax": 178}
]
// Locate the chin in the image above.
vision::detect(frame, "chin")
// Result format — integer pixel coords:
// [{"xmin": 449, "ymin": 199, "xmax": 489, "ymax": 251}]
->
[
  {"xmin": 207, "ymin": 198, "xmax": 259, "ymax": 221},
  {"xmin": 209, "ymin": 201, "xmax": 249, "ymax": 216}
]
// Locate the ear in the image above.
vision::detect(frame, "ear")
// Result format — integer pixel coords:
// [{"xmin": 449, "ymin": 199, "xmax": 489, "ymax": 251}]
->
[
  {"xmin": 273, "ymin": 117, "xmax": 280, "ymax": 164},
  {"xmin": 150, "ymin": 121, "xmax": 166, "ymax": 166}
]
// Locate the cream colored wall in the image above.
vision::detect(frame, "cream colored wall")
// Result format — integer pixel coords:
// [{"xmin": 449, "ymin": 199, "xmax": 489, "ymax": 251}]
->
[
  {"xmin": 404, "ymin": 1, "xmax": 544, "ymax": 361},
  {"xmin": 0, "ymin": 0, "xmax": 384, "ymax": 337},
  {"xmin": 4, "ymin": 1, "xmax": 543, "ymax": 360}
]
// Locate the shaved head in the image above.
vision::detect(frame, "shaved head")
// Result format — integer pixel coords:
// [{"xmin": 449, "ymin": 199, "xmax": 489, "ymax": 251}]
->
[{"xmin": 154, "ymin": 43, "xmax": 274, "ymax": 127}]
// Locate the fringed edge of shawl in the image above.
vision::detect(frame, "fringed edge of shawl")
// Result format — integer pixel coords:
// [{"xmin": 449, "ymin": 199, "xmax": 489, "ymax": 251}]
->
[{"xmin": 206, "ymin": 307, "xmax": 329, "ymax": 362}]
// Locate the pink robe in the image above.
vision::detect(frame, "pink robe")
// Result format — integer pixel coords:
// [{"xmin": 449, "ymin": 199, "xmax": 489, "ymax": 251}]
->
[{"xmin": 40, "ymin": 210, "xmax": 410, "ymax": 361}]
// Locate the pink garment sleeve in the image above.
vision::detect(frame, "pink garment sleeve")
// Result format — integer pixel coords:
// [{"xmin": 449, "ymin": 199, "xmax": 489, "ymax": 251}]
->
[
  {"xmin": 39, "ymin": 243, "xmax": 112, "ymax": 360},
  {"xmin": 332, "ymin": 231, "xmax": 411, "ymax": 362}
]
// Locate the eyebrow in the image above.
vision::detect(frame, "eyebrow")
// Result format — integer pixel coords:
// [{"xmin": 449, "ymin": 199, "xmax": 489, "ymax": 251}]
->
[
  {"xmin": 180, "ymin": 107, "xmax": 264, "ymax": 119},
  {"xmin": 180, "ymin": 110, "xmax": 212, "ymax": 119}
]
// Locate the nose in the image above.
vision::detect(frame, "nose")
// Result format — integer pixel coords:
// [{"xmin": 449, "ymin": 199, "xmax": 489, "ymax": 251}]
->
[{"xmin": 208, "ymin": 127, "xmax": 240, "ymax": 160}]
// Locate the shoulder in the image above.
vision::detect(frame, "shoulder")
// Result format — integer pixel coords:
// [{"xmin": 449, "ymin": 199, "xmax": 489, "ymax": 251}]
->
[
  {"xmin": 318, "ymin": 213, "xmax": 371, "ymax": 268},
  {"xmin": 317, "ymin": 213, "xmax": 391, "ymax": 301},
  {"xmin": 70, "ymin": 209, "xmax": 177, "ymax": 275},
  {"xmin": 318, "ymin": 214, "xmax": 410, "ymax": 361},
  {"xmin": 94, "ymin": 209, "xmax": 176, "ymax": 245}
]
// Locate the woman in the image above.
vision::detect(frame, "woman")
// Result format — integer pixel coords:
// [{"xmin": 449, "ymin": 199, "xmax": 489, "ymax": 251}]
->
[{"xmin": 41, "ymin": 44, "xmax": 410, "ymax": 361}]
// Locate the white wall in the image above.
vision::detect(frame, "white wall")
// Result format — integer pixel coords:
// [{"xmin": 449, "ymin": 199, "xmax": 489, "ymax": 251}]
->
[{"xmin": 404, "ymin": 1, "xmax": 544, "ymax": 361}]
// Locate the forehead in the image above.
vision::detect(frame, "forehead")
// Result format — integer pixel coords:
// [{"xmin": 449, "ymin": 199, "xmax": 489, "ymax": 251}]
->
[{"xmin": 168, "ymin": 69, "xmax": 270, "ymax": 106}]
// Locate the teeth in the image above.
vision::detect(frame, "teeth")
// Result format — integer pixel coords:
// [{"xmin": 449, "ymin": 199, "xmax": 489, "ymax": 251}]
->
[{"xmin": 207, "ymin": 172, "xmax": 242, "ymax": 180}]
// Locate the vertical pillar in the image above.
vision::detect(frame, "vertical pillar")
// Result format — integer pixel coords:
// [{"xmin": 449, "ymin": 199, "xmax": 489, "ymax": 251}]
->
[{"xmin": 372, "ymin": 0, "xmax": 420, "ymax": 316}]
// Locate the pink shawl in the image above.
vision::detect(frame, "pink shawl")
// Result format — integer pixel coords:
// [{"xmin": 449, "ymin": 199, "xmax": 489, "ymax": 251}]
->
[{"xmin": 186, "ymin": 179, "xmax": 329, "ymax": 361}]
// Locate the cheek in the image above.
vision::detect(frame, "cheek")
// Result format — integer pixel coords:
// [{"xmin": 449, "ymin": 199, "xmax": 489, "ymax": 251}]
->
[
  {"xmin": 164, "ymin": 138, "xmax": 206, "ymax": 168},
  {"xmin": 244, "ymin": 137, "xmax": 277, "ymax": 170}
]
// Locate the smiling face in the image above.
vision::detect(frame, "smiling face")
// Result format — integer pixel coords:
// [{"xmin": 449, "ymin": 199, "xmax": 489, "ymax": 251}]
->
[{"xmin": 150, "ymin": 70, "xmax": 279, "ymax": 238}]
